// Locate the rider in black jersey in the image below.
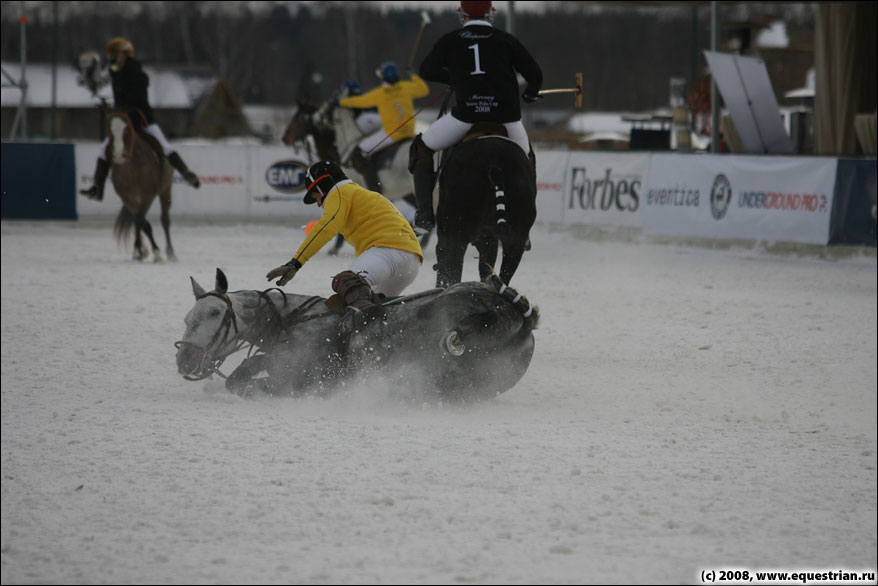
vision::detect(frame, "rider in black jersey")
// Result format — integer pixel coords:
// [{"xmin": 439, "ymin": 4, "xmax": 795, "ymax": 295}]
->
[
  {"xmin": 80, "ymin": 37, "xmax": 200, "ymax": 201},
  {"xmin": 409, "ymin": 0, "xmax": 543, "ymax": 233}
]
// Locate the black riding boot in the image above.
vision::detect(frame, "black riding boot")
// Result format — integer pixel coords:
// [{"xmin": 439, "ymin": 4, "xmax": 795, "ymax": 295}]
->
[
  {"xmin": 167, "ymin": 151, "xmax": 201, "ymax": 188},
  {"xmin": 409, "ymin": 134, "xmax": 436, "ymax": 234},
  {"xmin": 525, "ymin": 146, "xmax": 536, "ymax": 251},
  {"xmin": 80, "ymin": 157, "xmax": 110, "ymax": 201},
  {"xmin": 332, "ymin": 271, "xmax": 385, "ymax": 335},
  {"xmin": 350, "ymin": 149, "xmax": 381, "ymax": 192},
  {"xmin": 528, "ymin": 146, "xmax": 537, "ymax": 187}
]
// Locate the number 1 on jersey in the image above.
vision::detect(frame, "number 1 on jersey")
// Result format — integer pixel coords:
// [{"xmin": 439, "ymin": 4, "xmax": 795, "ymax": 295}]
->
[{"xmin": 468, "ymin": 43, "xmax": 486, "ymax": 75}]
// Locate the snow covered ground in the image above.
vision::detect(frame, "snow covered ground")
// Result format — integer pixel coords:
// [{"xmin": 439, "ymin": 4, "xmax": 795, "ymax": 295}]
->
[{"xmin": 2, "ymin": 216, "xmax": 876, "ymax": 585}]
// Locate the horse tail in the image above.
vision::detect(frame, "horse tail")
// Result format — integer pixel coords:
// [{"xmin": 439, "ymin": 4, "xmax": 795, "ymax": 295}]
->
[
  {"xmin": 114, "ymin": 207, "xmax": 135, "ymax": 246},
  {"xmin": 487, "ymin": 166, "xmax": 509, "ymax": 236}
]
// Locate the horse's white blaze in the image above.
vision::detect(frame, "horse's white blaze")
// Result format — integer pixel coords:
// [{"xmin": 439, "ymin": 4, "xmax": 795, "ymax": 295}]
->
[{"xmin": 110, "ymin": 117, "xmax": 128, "ymax": 163}]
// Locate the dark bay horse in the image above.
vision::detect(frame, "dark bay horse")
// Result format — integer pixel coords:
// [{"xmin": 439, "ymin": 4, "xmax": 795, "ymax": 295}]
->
[
  {"xmin": 176, "ymin": 268, "xmax": 539, "ymax": 401},
  {"xmin": 106, "ymin": 111, "xmax": 175, "ymax": 262},
  {"xmin": 434, "ymin": 133, "xmax": 537, "ymax": 288}
]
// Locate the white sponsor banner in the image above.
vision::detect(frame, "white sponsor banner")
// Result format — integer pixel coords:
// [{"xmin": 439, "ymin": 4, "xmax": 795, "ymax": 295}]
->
[
  {"xmin": 75, "ymin": 143, "xmax": 317, "ymax": 218},
  {"xmin": 75, "ymin": 143, "xmax": 251, "ymax": 217},
  {"xmin": 535, "ymin": 150, "xmax": 569, "ymax": 223},
  {"xmin": 247, "ymin": 146, "xmax": 317, "ymax": 218},
  {"xmin": 644, "ymin": 154, "xmax": 836, "ymax": 244},
  {"xmin": 562, "ymin": 152, "xmax": 649, "ymax": 227}
]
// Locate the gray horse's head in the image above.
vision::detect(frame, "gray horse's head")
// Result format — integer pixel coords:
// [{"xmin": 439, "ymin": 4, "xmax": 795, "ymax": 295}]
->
[{"xmin": 175, "ymin": 268, "xmax": 242, "ymax": 379}]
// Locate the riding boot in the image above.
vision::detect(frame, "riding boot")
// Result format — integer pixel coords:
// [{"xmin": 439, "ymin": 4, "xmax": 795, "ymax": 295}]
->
[
  {"xmin": 350, "ymin": 149, "xmax": 381, "ymax": 192},
  {"xmin": 80, "ymin": 157, "xmax": 110, "ymax": 201},
  {"xmin": 409, "ymin": 134, "xmax": 436, "ymax": 235},
  {"xmin": 525, "ymin": 147, "xmax": 537, "ymax": 251},
  {"xmin": 528, "ymin": 146, "xmax": 537, "ymax": 187},
  {"xmin": 331, "ymin": 271, "xmax": 385, "ymax": 335},
  {"xmin": 166, "ymin": 151, "xmax": 201, "ymax": 188}
]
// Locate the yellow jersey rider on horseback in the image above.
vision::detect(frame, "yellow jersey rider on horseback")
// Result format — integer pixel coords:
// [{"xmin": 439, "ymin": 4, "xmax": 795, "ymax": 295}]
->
[
  {"xmin": 80, "ymin": 37, "xmax": 201, "ymax": 201},
  {"xmin": 265, "ymin": 160, "xmax": 424, "ymax": 335},
  {"xmin": 409, "ymin": 0, "xmax": 543, "ymax": 234},
  {"xmin": 337, "ymin": 61, "xmax": 429, "ymax": 193}
]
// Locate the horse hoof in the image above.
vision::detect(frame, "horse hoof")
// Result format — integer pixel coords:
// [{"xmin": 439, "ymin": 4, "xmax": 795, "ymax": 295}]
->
[{"xmin": 442, "ymin": 331, "xmax": 465, "ymax": 356}]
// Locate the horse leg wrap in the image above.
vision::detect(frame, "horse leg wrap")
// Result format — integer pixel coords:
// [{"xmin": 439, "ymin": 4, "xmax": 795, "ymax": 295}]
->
[{"xmin": 485, "ymin": 274, "xmax": 538, "ymax": 320}]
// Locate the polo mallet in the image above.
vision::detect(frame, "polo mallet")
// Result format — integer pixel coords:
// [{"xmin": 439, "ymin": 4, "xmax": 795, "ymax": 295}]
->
[
  {"xmin": 407, "ymin": 11, "xmax": 432, "ymax": 71},
  {"xmin": 538, "ymin": 72, "xmax": 583, "ymax": 108}
]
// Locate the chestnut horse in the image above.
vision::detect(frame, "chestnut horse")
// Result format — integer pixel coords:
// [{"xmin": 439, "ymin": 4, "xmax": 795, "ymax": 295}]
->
[{"xmin": 106, "ymin": 111, "xmax": 175, "ymax": 262}]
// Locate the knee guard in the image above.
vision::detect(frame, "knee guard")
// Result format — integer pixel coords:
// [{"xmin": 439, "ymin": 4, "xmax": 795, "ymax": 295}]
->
[{"xmin": 408, "ymin": 133, "xmax": 434, "ymax": 174}]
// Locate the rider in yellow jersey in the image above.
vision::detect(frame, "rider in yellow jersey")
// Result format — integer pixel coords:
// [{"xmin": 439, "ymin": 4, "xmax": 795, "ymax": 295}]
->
[
  {"xmin": 266, "ymin": 160, "xmax": 423, "ymax": 334},
  {"xmin": 338, "ymin": 61, "xmax": 429, "ymax": 191}
]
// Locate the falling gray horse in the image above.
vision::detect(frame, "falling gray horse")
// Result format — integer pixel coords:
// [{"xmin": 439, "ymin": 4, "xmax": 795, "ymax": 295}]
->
[{"xmin": 176, "ymin": 269, "xmax": 539, "ymax": 401}]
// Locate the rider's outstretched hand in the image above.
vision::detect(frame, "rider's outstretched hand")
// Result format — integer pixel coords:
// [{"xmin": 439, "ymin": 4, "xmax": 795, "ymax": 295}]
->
[{"xmin": 266, "ymin": 259, "xmax": 302, "ymax": 286}]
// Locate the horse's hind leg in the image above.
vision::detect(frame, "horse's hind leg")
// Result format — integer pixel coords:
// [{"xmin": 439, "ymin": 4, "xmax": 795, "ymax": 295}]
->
[
  {"xmin": 498, "ymin": 242, "xmax": 527, "ymax": 285},
  {"xmin": 159, "ymin": 187, "xmax": 176, "ymax": 262},
  {"xmin": 135, "ymin": 213, "xmax": 162, "ymax": 263},
  {"xmin": 132, "ymin": 224, "xmax": 147, "ymax": 261},
  {"xmin": 435, "ymin": 237, "xmax": 468, "ymax": 288},
  {"xmin": 473, "ymin": 234, "xmax": 499, "ymax": 282},
  {"xmin": 328, "ymin": 234, "xmax": 345, "ymax": 256}
]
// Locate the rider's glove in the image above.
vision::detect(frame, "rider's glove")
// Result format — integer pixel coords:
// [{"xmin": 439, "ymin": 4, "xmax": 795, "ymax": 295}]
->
[
  {"xmin": 266, "ymin": 258, "xmax": 302, "ymax": 286},
  {"xmin": 522, "ymin": 92, "xmax": 543, "ymax": 104}
]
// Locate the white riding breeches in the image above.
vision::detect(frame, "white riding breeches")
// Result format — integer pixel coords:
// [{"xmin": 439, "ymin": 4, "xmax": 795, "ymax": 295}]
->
[
  {"xmin": 98, "ymin": 123, "xmax": 176, "ymax": 159},
  {"xmin": 144, "ymin": 124, "xmax": 175, "ymax": 156},
  {"xmin": 355, "ymin": 112, "xmax": 383, "ymax": 135},
  {"xmin": 358, "ymin": 127, "xmax": 392, "ymax": 156},
  {"xmin": 98, "ymin": 137, "xmax": 110, "ymax": 160},
  {"xmin": 349, "ymin": 247, "xmax": 421, "ymax": 297},
  {"xmin": 422, "ymin": 112, "xmax": 531, "ymax": 154}
]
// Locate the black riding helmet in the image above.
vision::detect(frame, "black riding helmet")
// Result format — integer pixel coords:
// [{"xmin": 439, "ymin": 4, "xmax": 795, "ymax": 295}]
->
[{"xmin": 304, "ymin": 160, "xmax": 348, "ymax": 204}]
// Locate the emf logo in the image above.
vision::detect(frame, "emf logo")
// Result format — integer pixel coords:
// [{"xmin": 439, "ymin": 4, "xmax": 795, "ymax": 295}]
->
[{"xmin": 266, "ymin": 160, "xmax": 309, "ymax": 193}]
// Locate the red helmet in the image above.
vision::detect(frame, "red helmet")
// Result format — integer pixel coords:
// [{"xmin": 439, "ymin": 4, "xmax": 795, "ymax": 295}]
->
[{"xmin": 458, "ymin": 1, "xmax": 492, "ymax": 18}]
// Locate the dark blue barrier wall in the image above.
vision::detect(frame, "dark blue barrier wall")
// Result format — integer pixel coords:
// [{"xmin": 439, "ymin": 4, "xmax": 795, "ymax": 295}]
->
[
  {"xmin": 829, "ymin": 158, "xmax": 877, "ymax": 246},
  {"xmin": 1, "ymin": 142, "xmax": 77, "ymax": 220}
]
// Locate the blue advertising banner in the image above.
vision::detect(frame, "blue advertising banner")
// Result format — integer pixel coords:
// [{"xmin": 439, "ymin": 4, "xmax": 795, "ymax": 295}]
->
[
  {"xmin": 829, "ymin": 159, "xmax": 877, "ymax": 246},
  {"xmin": 1, "ymin": 142, "xmax": 77, "ymax": 220}
]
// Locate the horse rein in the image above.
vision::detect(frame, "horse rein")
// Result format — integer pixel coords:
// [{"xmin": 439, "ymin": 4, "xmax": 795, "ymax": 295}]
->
[{"xmin": 175, "ymin": 291, "xmax": 327, "ymax": 381}]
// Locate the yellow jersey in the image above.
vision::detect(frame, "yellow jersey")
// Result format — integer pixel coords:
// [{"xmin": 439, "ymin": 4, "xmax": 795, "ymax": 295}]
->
[
  {"xmin": 339, "ymin": 75, "xmax": 429, "ymax": 140},
  {"xmin": 293, "ymin": 180, "xmax": 423, "ymax": 266}
]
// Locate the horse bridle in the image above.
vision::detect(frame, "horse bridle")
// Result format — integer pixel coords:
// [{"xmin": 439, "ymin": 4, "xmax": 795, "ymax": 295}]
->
[
  {"xmin": 174, "ymin": 290, "xmax": 328, "ymax": 382},
  {"xmin": 175, "ymin": 291, "xmax": 245, "ymax": 381}
]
